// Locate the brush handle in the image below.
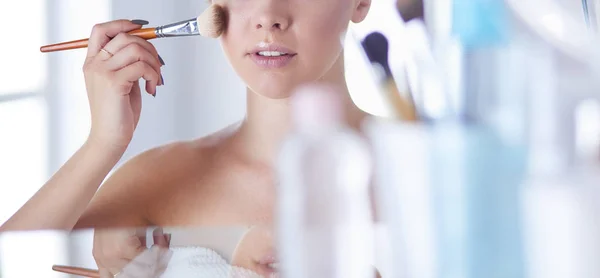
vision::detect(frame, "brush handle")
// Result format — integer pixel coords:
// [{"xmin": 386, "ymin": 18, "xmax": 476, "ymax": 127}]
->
[
  {"xmin": 385, "ymin": 79, "xmax": 418, "ymax": 121},
  {"xmin": 52, "ymin": 265, "xmax": 100, "ymax": 278},
  {"xmin": 40, "ymin": 28, "xmax": 158, "ymax": 53}
]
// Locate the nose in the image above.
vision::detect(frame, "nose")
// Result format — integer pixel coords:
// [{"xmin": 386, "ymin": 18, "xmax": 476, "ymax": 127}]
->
[
  {"xmin": 254, "ymin": 4, "xmax": 289, "ymax": 31},
  {"xmin": 256, "ymin": 20, "xmax": 284, "ymax": 30}
]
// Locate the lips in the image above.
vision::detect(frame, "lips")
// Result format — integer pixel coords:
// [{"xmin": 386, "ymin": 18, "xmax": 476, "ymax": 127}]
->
[
  {"xmin": 250, "ymin": 43, "xmax": 296, "ymax": 56},
  {"xmin": 248, "ymin": 43, "xmax": 297, "ymax": 69}
]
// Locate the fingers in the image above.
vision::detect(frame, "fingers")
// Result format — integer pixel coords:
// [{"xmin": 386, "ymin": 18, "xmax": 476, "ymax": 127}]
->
[
  {"xmin": 122, "ymin": 234, "xmax": 147, "ymax": 260},
  {"xmin": 87, "ymin": 19, "xmax": 148, "ymax": 58},
  {"xmin": 114, "ymin": 61, "xmax": 161, "ymax": 96},
  {"xmin": 83, "ymin": 20, "xmax": 166, "ymax": 99},
  {"xmin": 152, "ymin": 227, "xmax": 171, "ymax": 247},
  {"xmin": 135, "ymin": 227, "xmax": 147, "ymax": 248},
  {"xmin": 99, "ymin": 32, "xmax": 164, "ymax": 94},
  {"xmin": 100, "ymin": 247, "xmax": 172, "ymax": 278},
  {"xmin": 92, "ymin": 228, "xmax": 172, "ymax": 278},
  {"xmin": 93, "ymin": 229, "xmax": 148, "ymax": 278},
  {"xmin": 103, "ymin": 41, "xmax": 163, "ymax": 83},
  {"xmin": 100, "ymin": 33, "xmax": 164, "ymax": 78},
  {"xmin": 94, "ymin": 246, "xmax": 142, "ymax": 273},
  {"xmin": 96, "ymin": 255, "xmax": 141, "ymax": 277},
  {"xmin": 102, "ymin": 258, "xmax": 131, "ymax": 277},
  {"xmin": 102, "ymin": 32, "xmax": 160, "ymax": 62},
  {"xmin": 119, "ymin": 246, "xmax": 173, "ymax": 278}
]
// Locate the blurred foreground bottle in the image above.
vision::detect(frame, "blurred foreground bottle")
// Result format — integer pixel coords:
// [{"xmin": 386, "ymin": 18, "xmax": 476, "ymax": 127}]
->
[
  {"xmin": 424, "ymin": 0, "xmax": 529, "ymax": 277},
  {"xmin": 511, "ymin": 1, "xmax": 600, "ymax": 277},
  {"xmin": 276, "ymin": 84, "xmax": 375, "ymax": 278}
]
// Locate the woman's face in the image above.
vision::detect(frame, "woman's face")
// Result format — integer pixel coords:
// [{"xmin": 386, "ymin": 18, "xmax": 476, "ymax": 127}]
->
[{"xmin": 213, "ymin": 0, "xmax": 371, "ymax": 99}]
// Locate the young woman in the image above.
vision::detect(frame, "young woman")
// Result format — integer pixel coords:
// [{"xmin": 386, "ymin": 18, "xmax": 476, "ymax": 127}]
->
[{"xmin": 1, "ymin": 0, "xmax": 373, "ymax": 276}]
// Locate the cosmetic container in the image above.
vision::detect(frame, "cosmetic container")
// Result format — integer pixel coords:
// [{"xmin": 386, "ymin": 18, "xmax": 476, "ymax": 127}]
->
[{"xmin": 276, "ymin": 86, "xmax": 374, "ymax": 278}]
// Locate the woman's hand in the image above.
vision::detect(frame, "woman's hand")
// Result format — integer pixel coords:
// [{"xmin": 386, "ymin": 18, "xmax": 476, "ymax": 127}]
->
[
  {"xmin": 83, "ymin": 19, "xmax": 164, "ymax": 152},
  {"xmin": 0, "ymin": 20, "xmax": 165, "ymax": 232},
  {"xmin": 93, "ymin": 227, "xmax": 171, "ymax": 278}
]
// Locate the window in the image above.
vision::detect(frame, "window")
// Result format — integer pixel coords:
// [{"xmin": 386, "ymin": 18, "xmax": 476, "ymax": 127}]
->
[
  {"xmin": 0, "ymin": 1, "xmax": 111, "ymax": 276},
  {"xmin": 0, "ymin": 0, "xmax": 48, "ymax": 225},
  {"xmin": 0, "ymin": 1, "xmax": 47, "ymax": 96}
]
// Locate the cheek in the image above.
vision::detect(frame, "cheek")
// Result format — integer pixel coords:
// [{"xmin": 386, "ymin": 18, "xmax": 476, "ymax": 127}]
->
[
  {"xmin": 218, "ymin": 9, "xmax": 252, "ymax": 66},
  {"xmin": 295, "ymin": 0, "xmax": 353, "ymax": 31},
  {"xmin": 221, "ymin": 3, "xmax": 250, "ymax": 41},
  {"xmin": 294, "ymin": 2, "xmax": 352, "ymax": 66}
]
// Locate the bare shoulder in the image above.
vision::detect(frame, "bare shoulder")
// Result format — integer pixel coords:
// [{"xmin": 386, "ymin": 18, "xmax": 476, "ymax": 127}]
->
[{"xmin": 75, "ymin": 122, "xmax": 241, "ymax": 228}]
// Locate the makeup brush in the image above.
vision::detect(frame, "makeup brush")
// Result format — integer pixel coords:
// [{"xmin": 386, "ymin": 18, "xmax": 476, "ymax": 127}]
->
[
  {"xmin": 396, "ymin": 0, "xmax": 424, "ymax": 22},
  {"xmin": 361, "ymin": 31, "xmax": 418, "ymax": 121},
  {"xmin": 52, "ymin": 265, "xmax": 100, "ymax": 278},
  {"xmin": 40, "ymin": 4, "xmax": 227, "ymax": 53}
]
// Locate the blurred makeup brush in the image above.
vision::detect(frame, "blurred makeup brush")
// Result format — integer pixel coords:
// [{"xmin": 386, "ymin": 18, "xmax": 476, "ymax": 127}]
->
[
  {"xmin": 52, "ymin": 265, "xmax": 100, "ymax": 278},
  {"xmin": 362, "ymin": 31, "xmax": 418, "ymax": 121},
  {"xmin": 40, "ymin": 4, "xmax": 226, "ymax": 53},
  {"xmin": 396, "ymin": 0, "xmax": 424, "ymax": 22}
]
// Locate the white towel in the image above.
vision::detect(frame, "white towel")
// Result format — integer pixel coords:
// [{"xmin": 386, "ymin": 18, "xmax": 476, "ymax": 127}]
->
[
  {"xmin": 160, "ymin": 246, "xmax": 263, "ymax": 278},
  {"xmin": 114, "ymin": 246, "xmax": 263, "ymax": 278}
]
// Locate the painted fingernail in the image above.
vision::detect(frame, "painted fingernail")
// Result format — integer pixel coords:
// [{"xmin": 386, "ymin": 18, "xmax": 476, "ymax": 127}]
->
[
  {"xmin": 158, "ymin": 54, "xmax": 165, "ymax": 66},
  {"xmin": 160, "ymin": 73, "xmax": 165, "ymax": 86},
  {"xmin": 131, "ymin": 19, "xmax": 149, "ymax": 25}
]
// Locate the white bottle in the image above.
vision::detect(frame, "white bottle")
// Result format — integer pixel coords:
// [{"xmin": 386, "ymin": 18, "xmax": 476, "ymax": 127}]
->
[
  {"xmin": 276, "ymin": 84, "xmax": 374, "ymax": 278},
  {"xmin": 520, "ymin": 37, "xmax": 600, "ymax": 278}
]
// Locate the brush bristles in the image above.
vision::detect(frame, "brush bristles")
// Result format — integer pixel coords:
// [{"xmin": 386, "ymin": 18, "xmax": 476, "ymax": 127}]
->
[
  {"xmin": 362, "ymin": 32, "xmax": 392, "ymax": 78},
  {"xmin": 197, "ymin": 4, "xmax": 227, "ymax": 38}
]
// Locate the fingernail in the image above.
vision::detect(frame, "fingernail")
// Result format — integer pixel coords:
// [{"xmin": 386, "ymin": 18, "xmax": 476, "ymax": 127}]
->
[
  {"xmin": 131, "ymin": 19, "xmax": 149, "ymax": 25},
  {"xmin": 158, "ymin": 54, "xmax": 165, "ymax": 66},
  {"xmin": 153, "ymin": 90, "xmax": 157, "ymax": 97},
  {"xmin": 165, "ymin": 234, "xmax": 171, "ymax": 245},
  {"xmin": 160, "ymin": 73, "xmax": 165, "ymax": 86}
]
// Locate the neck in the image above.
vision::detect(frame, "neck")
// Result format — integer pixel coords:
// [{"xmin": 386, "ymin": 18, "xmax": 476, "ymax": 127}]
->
[{"xmin": 234, "ymin": 57, "xmax": 368, "ymax": 164}]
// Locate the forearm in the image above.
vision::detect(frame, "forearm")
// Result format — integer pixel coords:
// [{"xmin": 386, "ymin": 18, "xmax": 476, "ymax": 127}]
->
[{"xmin": 0, "ymin": 139, "xmax": 125, "ymax": 231}]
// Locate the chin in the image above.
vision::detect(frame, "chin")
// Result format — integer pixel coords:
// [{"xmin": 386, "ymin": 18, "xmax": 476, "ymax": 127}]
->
[
  {"xmin": 248, "ymin": 82, "xmax": 297, "ymax": 99},
  {"xmin": 236, "ymin": 61, "xmax": 338, "ymax": 100},
  {"xmin": 245, "ymin": 75, "xmax": 316, "ymax": 100}
]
